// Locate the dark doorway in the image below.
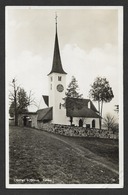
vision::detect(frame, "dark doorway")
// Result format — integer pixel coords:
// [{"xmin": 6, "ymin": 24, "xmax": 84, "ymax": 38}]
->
[
  {"xmin": 86, "ymin": 124, "xmax": 90, "ymax": 129},
  {"xmin": 70, "ymin": 117, "xmax": 73, "ymax": 126},
  {"xmin": 23, "ymin": 116, "xmax": 27, "ymax": 126},
  {"xmin": 92, "ymin": 119, "xmax": 95, "ymax": 128},
  {"xmin": 79, "ymin": 119, "xmax": 83, "ymax": 127}
]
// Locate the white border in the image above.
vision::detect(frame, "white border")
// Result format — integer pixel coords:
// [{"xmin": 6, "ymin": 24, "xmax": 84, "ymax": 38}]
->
[
  {"xmin": 6, "ymin": 6, "xmax": 123, "ymax": 10},
  {"xmin": 6, "ymin": 6, "xmax": 124, "ymax": 189},
  {"xmin": 118, "ymin": 6, "xmax": 124, "ymax": 188}
]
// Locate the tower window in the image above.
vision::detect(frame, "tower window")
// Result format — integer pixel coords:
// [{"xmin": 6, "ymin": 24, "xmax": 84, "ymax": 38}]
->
[
  {"xmin": 59, "ymin": 103, "xmax": 61, "ymax": 109},
  {"xmin": 51, "ymin": 77, "xmax": 53, "ymax": 82},
  {"xmin": 58, "ymin": 76, "xmax": 62, "ymax": 81},
  {"xmin": 51, "ymin": 84, "xmax": 52, "ymax": 90}
]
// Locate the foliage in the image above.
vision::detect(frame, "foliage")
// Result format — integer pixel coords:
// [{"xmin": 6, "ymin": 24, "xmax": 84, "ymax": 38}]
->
[
  {"xmin": 89, "ymin": 77, "xmax": 114, "ymax": 129},
  {"xmin": 9, "ymin": 101, "xmax": 15, "ymax": 118},
  {"xmin": 17, "ymin": 88, "xmax": 30, "ymax": 114},
  {"xmin": 63, "ymin": 76, "xmax": 83, "ymax": 125},
  {"xmin": 89, "ymin": 77, "xmax": 114, "ymax": 103},
  {"xmin": 9, "ymin": 90, "xmax": 29, "ymax": 117},
  {"xmin": 65, "ymin": 76, "xmax": 83, "ymax": 99},
  {"xmin": 9, "ymin": 78, "xmax": 35, "ymax": 125}
]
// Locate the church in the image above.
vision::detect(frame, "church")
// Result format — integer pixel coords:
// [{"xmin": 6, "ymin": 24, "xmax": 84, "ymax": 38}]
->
[{"xmin": 18, "ymin": 17, "xmax": 101, "ymax": 129}]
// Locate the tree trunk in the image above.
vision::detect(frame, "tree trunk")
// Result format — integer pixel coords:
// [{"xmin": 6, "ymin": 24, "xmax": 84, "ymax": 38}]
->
[
  {"xmin": 99, "ymin": 118, "xmax": 101, "ymax": 129},
  {"xmin": 98, "ymin": 101, "xmax": 101, "ymax": 129},
  {"xmin": 14, "ymin": 89, "xmax": 18, "ymax": 126},
  {"xmin": 100, "ymin": 100, "xmax": 103, "ymax": 129}
]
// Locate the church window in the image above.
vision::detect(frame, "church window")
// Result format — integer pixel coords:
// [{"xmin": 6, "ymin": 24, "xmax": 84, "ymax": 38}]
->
[
  {"xmin": 58, "ymin": 76, "xmax": 62, "ymax": 81},
  {"xmin": 59, "ymin": 103, "xmax": 61, "ymax": 109},
  {"xmin": 51, "ymin": 77, "xmax": 52, "ymax": 82},
  {"xmin": 92, "ymin": 119, "xmax": 95, "ymax": 128},
  {"xmin": 51, "ymin": 84, "xmax": 52, "ymax": 90}
]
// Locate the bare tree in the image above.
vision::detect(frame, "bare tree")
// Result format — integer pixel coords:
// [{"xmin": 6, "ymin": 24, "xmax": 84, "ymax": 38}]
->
[
  {"xmin": 9, "ymin": 79, "xmax": 19, "ymax": 125},
  {"xmin": 103, "ymin": 113, "xmax": 116, "ymax": 131},
  {"xmin": 9, "ymin": 78, "xmax": 36, "ymax": 126}
]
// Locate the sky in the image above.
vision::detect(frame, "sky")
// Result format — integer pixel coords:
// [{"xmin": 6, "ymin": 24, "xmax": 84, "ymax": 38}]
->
[{"xmin": 6, "ymin": 6, "xmax": 123, "ymax": 119}]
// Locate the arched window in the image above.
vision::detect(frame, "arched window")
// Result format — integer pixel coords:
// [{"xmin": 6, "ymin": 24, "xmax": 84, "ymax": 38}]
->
[
  {"xmin": 92, "ymin": 119, "xmax": 95, "ymax": 128},
  {"xmin": 59, "ymin": 103, "xmax": 61, "ymax": 109},
  {"xmin": 79, "ymin": 119, "xmax": 83, "ymax": 127}
]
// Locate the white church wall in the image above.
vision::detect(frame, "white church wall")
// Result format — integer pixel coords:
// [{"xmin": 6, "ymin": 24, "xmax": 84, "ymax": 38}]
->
[
  {"xmin": 85, "ymin": 118, "xmax": 99, "ymax": 128},
  {"xmin": 67, "ymin": 117, "xmax": 100, "ymax": 128},
  {"xmin": 49, "ymin": 73, "xmax": 67, "ymax": 125}
]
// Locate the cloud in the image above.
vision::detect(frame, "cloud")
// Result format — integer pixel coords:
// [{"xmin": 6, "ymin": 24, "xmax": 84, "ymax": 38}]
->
[
  {"xmin": 7, "ymin": 43, "xmax": 120, "ymax": 116},
  {"xmin": 7, "ymin": 43, "xmax": 119, "ymax": 116},
  {"xmin": 62, "ymin": 43, "xmax": 119, "ymax": 116},
  {"xmin": 6, "ymin": 7, "xmax": 122, "ymax": 117},
  {"xmin": 62, "ymin": 43, "xmax": 118, "ymax": 81},
  {"xmin": 7, "ymin": 50, "xmax": 51, "ymax": 109}
]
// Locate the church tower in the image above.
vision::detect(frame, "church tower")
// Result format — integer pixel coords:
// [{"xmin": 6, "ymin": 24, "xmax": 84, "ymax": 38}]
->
[{"xmin": 48, "ymin": 15, "xmax": 67, "ymax": 124}]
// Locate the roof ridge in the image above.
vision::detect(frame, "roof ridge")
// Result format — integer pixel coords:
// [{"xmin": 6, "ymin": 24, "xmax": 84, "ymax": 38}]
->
[{"xmin": 37, "ymin": 107, "xmax": 52, "ymax": 112}]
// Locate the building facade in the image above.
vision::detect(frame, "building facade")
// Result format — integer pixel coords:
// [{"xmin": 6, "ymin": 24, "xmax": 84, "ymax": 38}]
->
[
  {"xmin": 18, "ymin": 18, "xmax": 101, "ymax": 129},
  {"xmin": 42, "ymin": 18, "xmax": 101, "ymax": 128}
]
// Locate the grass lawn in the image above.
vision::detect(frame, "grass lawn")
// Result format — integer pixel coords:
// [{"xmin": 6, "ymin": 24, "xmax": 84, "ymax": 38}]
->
[
  {"xmin": 56, "ymin": 135, "xmax": 119, "ymax": 164},
  {"xmin": 9, "ymin": 126, "xmax": 119, "ymax": 184}
]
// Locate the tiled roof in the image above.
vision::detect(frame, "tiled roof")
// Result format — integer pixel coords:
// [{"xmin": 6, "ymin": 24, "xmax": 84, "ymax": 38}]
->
[
  {"xmin": 37, "ymin": 107, "xmax": 52, "ymax": 121},
  {"xmin": 66, "ymin": 98, "xmax": 100, "ymax": 118},
  {"xmin": 19, "ymin": 112, "xmax": 37, "ymax": 115},
  {"xmin": 67, "ymin": 106, "xmax": 101, "ymax": 118}
]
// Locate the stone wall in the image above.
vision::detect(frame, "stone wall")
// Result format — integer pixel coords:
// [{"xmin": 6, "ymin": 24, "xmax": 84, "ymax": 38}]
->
[
  {"xmin": 40, "ymin": 123, "xmax": 118, "ymax": 139},
  {"xmin": 18, "ymin": 114, "xmax": 38, "ymax": 128}
]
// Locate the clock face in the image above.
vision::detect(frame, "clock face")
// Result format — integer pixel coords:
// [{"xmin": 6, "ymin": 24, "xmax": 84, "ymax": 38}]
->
[{"xmin": 57, "ymin": 84, "xmax": 64, "ymax": 92}]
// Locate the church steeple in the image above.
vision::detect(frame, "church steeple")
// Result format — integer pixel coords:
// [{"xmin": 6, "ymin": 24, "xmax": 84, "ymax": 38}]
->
[{"xmin": 48, "ymin": 14, "xmax": 67, "ymax": 75}]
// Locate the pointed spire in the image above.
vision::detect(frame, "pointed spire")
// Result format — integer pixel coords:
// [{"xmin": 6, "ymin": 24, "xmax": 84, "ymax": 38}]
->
[
  {"xmin": 55, "ymin": 12, "xmax": 57, "ymax": 28},
  {"xmin": 48, "ymin": 14, "xmax": 67, "ymax": 75}
]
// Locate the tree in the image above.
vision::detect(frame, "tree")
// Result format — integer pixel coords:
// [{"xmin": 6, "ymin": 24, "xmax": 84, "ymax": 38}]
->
[
  {"xmin": 89, "ymin": 77, "xmax": 114, "ymax": 129},
  {"xmin": 9, "ymin": 101, "xmax": 15, "ymax": 118},
  {"xmin": 103, "ymin": 113, "xmax": 117, "ymax": 131},
  {"xmin": 63, "ymin": 76, "xmax": 83, "ymax": 125},
  {"xmin": 17, "ymin": 88, "xmax": 30, "ymax": 114},
  {"xmin": 9, "ymin": 79, "xmax": 35, "ymax": 126},
  {"xmin": 112, "ymin": 122, "xmax": 119, "ymax": 133},
  {"xmin": 65, "ymin": 76, "xmax": 83, "ymax": 99}
]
